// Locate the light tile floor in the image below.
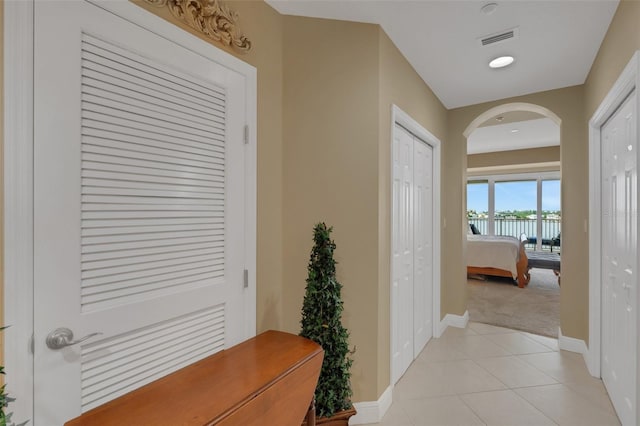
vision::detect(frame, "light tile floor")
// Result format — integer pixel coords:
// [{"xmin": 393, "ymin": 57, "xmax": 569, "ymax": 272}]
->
[{"xmin": 369, "ymin": 322, "xmax": 620, "ymax": 426}]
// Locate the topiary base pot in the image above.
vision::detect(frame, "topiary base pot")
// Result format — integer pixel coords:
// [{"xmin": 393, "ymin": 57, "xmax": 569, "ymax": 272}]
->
[{"xmin": 302, "ymin": 407, "xmax": 357, "ymax": 426}]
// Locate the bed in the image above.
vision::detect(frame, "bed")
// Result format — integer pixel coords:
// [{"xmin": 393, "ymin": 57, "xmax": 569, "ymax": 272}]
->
[{"xmin": 467, "ymin": 234, "xmax": 530, "ymax": 288}]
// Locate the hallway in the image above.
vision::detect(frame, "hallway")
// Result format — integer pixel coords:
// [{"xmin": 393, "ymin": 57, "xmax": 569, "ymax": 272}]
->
[{"xmin": 372, "ymin": 322, "xmax": 619, "ymax": 425}]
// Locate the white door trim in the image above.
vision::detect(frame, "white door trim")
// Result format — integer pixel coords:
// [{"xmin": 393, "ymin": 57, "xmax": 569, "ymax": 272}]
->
[
  {"xmin": 588, "ymin": 50, "xmax": 639, "ymax": 382},
  {"xmin": 390, "ymin": 105, "xmax": 442, "ymax": 384},
  {"xmin": 4, "ymin": 1, "xmax": 257, "ymax": 422},
  {"xmin": 4, "ymin": 0, "xmax": 35, "ymax": 421}
]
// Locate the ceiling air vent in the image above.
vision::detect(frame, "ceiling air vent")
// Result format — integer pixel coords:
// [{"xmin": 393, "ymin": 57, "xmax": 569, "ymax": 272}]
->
[{"xmin": 478, "ymin": 27, "xmax": 519, "ymax": 47}]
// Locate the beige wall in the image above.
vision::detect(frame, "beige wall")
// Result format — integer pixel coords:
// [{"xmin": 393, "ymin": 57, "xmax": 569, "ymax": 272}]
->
[
  {"xmin": 132, "ymin": 0, "xmax": 285, "ymax": 332},
  {"xmin": 377, "ymin": 29, "xmax": 447, "ymax": 395},
  {"xmin": 585, "ymin": 0, "xmax": 640, "ymax": 117},
  {"xmin": 449, "ymin": 85, "xmax": 589, "ymax": 341},
  {"xmin": 282, "ymin": 16, "xmax": 382, "ymax": 402},
  {"xmin": 468, "ymin": 146, "xmax": 560, "ymax": 169},
  {"xmin": 280, "ymin": 17, "xmax": 448, "ymax": 402},
  {"xmin": 283, "ymin": 17, "xmax": 446, "ymax": 401}
]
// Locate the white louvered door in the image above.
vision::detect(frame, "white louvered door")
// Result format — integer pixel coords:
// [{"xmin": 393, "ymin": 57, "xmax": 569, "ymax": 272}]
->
[{"xmin": 33, "ymin": 2, "xmax": 255, "ymax": 424}]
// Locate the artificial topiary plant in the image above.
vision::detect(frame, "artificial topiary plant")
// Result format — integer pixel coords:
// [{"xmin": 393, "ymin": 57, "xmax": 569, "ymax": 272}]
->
[
  {"xmin": 1, "ymin": 326, "xmax": 28, "ymax": 426},
  {"xmin": 300, "ymin": 223, "xmax": 354, "ymax": 419}
]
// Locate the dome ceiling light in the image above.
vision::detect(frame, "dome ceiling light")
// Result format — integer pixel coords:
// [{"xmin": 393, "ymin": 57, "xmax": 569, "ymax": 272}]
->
[
  {"xmin": 481, "ymin": 3, "xmax": 498, "ymax": 15},
  {"xmin": 489, "ymin": 55, "xmax": 515, "ymax": 69}
]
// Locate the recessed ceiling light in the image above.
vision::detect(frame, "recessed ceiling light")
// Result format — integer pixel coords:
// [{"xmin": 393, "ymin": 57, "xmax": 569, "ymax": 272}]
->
[
  {"xmin": 481, "ymin": 3, "xmax": 498, "ymax": 15},
  {"xmin": 511, "ymin": 129, "xmax": 519, "ymax": 133},
  {"xmin": 489, "ymin": 55, "xmax": 514, "ymax": 69},
  {"xmin": 495, "ymin": 116, "xmax": 504, "ymax": 122}
]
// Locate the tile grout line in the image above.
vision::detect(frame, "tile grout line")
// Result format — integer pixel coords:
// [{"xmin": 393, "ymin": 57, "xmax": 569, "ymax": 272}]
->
[{"xmin": 455, "ymin": 393, "xmax": 489, "ymax": 426}]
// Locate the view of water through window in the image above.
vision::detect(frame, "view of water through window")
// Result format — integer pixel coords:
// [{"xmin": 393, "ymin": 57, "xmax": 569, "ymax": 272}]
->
[{"xmin": 468, "ymin": 178, "xmax": 561, "ymax": 248}]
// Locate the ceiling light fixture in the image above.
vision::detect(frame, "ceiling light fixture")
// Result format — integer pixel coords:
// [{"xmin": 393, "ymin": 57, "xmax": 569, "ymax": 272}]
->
[
  {"xmin": 489, "ymin": 55, "xmax": 514, "ymax": 69},
  {"xmin": 481, "ymin": 3, "xmax": 498, "ymax": 15},
  {"xmin": 511, "ymin": 129, "xmax": 519, "ymax": 133}
]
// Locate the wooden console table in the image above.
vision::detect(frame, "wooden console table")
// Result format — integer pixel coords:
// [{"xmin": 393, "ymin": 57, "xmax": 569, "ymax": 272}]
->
[{"xmin": 66, "ymin": 330, "xmax": 323, "ymax": 426}]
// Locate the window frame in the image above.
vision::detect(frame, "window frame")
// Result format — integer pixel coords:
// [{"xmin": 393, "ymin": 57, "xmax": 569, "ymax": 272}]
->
[{"xmin": 467, "ymin": 171, "xmax": 561, "ymax": 250}]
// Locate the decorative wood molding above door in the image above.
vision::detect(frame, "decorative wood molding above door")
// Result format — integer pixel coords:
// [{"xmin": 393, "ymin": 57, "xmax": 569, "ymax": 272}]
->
[{"xmin": 144, "ymin": 0, "xmax": 252, "ymax": 52}]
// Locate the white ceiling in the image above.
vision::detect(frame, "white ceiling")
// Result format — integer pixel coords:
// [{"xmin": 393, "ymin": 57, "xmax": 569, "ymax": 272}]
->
[
  {"xmin": 266, "ymin": 0, "xmax": 619, "ymax": 109},
  {"xmin": 468, "ymin": 117, "xmax": 559, "ymax": 154}
]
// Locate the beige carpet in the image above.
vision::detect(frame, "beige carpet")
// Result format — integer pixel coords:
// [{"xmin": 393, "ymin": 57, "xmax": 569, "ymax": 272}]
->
[{"xmin": 467, "ymin": 268, "xmax": 560, "ymax": 337}]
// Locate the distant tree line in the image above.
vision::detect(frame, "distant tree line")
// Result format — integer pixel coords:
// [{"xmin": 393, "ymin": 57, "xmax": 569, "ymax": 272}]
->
[{"xmin": 468, "ymin": 209, "xmax": 561, "ymax": 219}]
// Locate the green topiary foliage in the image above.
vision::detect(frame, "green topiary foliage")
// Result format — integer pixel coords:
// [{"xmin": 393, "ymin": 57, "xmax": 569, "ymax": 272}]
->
[
  {"xmin": 300, "ymin": 223, "xmax": 353, "ymax": 418},
  {"xmin": 1, "ymin": 326, "xmax": 28, "ymax": 426}
]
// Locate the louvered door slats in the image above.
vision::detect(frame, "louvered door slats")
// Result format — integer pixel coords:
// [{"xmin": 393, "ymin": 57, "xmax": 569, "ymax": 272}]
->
[
  {"xmin": 81, "ymin": 270, "xmax": 221, "ymax": 301},
  {"xmin": 82, "ymin": 177, "xmax": 223, "ymax": 195},
  {"xmin": 83, "ymin": 123, "xmax": 225, "ymax": 157},
  {"xmin": 82, "ymin": 309, "xmax": 217, "ymax": 358},
  {"xmin": 82, "ymin": 114, "xmax": 224, "ymax": 148},
  {"xmin": 82, "ymin": 74, "xmax": 223, "ymax": 122},
  {"xmin": 82, "ymin": 229, "xmax": 224, "ymax": 246},
  {"xmin": 82, "ymin": 218, "xmax": 223, "ymax": 238},
  {"xmin": 83, "ymin": 316, "xmax": 224, "ymax": 385},
  {"xmin": 81, "ymin": 239, "xmax": 220, "ymax": 262},
  {"xmin": 81, "ymin": 267, "xmax": 222, "ymax": 299},
  {"xmin": 80, "ymin": 34, "xmax": 226, "ymax": 312},
  {"xmin": 83, "ymin": 93, "xmax": 225, "ymax": 135},
  {"xmin": 81, "ymin": 35, "xmax": 226, "ymax": 101},
  {"xmin": 83, "ymin": 122, "xmax": 225, "ymax": 157},
  {"xmin": 80, "ymin": 306, "xmax": 225, "ymax": 411},
  {"xmin": 84, "ymin": 121, "xmax": 225, "ymax": 155},
  {"xmin": 82, "ymin": 52, "xmax": 225, "ymax": 112},
  {"xmin": 82, "ymin": 35, "xmax": 226, "ymax": 105},
  {"xmin": 82, "ymin": 257, "xmax": 223, "ymax": 287},
  {"xmin": 82, "ymin": 101, "xmax": 225, "ymax": 140},
  {"xmin": 81, "ymin": 64, "xmax": 223, "ymax": 115},
  {"xmin": 83, "ymin": 245, "xmax": 223, "ymax": 272},
  {"xmin": 82, "ymin": 153, "xmax": 223, "ymax": 178},
  {"xmin": 82, "ymin": 202, "xmax": 223, "ymax": 212},
  {"xmin": 83, "ymin": 140, "xmax": 222, "ymax": 170},
  {"xmin": 82, "ymin": 86, "xmax": 224, "ymax": 131}
]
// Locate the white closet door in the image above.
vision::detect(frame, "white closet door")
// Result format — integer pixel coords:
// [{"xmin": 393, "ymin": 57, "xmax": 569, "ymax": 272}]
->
[
  {"xmin": 392, "ymin": 123, "xmax": 434, "ymax": 383},
  {"xmin": 33, "ymin": 2, "xmax": 252, "ymax": 424},
  {"xmin": 392, "ymin": 124, "xmax": 415, "ymax": 383},
  {"xmin": 413, "ymin": 141, "xmax": 434, "ymax": 356},
  {"xmin": 601, "ymin": 91, "xmax": 637, "ymax": 426}
]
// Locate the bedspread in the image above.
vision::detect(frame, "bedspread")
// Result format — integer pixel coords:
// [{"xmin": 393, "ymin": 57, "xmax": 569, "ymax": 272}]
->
[{"xmin": 467, "ymin": 235, "xmax": 521, "ymax": 278}]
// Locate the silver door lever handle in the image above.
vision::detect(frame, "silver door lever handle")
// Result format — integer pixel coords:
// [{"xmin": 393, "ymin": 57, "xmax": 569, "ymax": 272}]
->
[{"xmin": 46, "ymin": 327, "xmax": 102, "ymax": 350}]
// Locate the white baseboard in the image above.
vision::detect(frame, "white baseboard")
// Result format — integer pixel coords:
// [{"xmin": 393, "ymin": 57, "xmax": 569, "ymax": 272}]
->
[
  {"xmin": 349, "ymin": 385, "xmax": 392, "ymax": 425},
  {"xmin": 558, "ymin": 327, "xmax": 588, "ymax": 354},
  {"xmin": 558, "ymin": 327, "xmax": 592, "ymax": 373},
  {"xmin": 448, "ymin": 310, "xmax": 470, "ymax": 328},
  {"xmin": 438, "ymin": 310, "xmax": 469, "ymax": 336}
]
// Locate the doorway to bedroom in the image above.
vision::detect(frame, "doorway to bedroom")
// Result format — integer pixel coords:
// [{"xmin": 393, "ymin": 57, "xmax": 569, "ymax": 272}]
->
[{"xmin": 465, "ymin": 108, "xmax": 561, "ymax": 338}]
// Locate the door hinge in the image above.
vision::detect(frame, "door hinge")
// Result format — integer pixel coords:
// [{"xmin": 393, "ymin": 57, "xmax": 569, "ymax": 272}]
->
[
  {"xmin": 243, "ymin": 124, "xmax": 249, "ymax": 145},
  {"xmin": 243, "ymin": 269, "xmax": 249, "ymax": 288}
]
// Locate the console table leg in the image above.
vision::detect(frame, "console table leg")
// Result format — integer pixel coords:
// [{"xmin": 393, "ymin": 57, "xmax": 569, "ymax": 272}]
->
[{"xmin": 305, "ymin": 398, "xmax": 316, "ymax": 426}]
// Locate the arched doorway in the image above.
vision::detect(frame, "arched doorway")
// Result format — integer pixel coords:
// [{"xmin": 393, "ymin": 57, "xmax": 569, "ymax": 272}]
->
[{"xmin": 463, "ymin": 103, "xmax": 562, "ymax": 337}]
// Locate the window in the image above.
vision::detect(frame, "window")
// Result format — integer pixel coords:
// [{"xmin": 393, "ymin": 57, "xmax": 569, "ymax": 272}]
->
[
  {"xmin": 495, "ymin": 180, "xmax": 537, "ymax": 237},
  {"xmin": 467, "ymin": 173, "xmax": 561, "ymax": 251},
  {"xmin": 467, "ymin": 180, "xmax": 488, "ymax": 234}
]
